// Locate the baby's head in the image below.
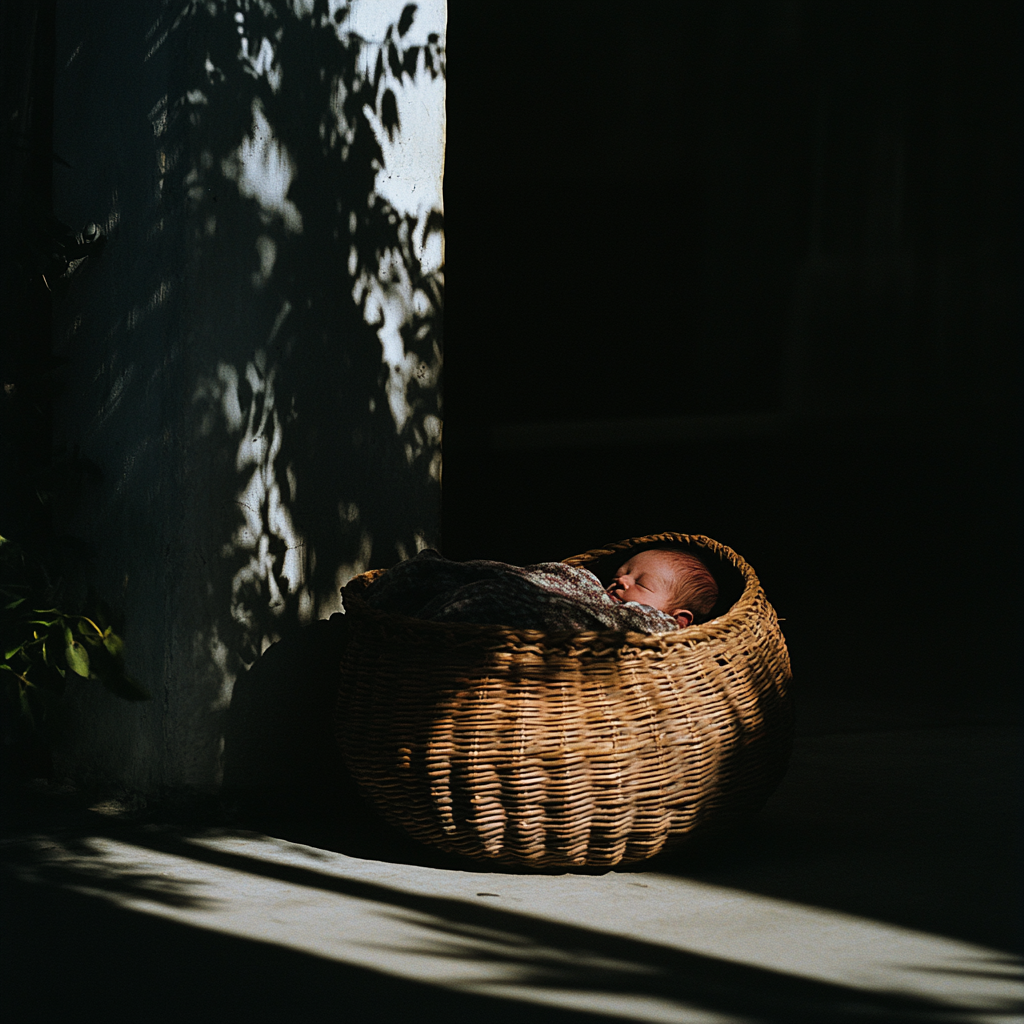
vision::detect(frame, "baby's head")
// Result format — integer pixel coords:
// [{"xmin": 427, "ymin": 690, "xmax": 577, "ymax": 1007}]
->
[{"xmin": 606, "ymin": 548, "xmax": 719, "ymax": 628}]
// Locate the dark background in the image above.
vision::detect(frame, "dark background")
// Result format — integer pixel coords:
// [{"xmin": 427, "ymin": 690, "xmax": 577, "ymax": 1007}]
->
[
  {"xmin": 0, "ymin": 10, "xmax": 1020, "ymax": 1018},
  {"xmin": 2, "ymin": 1, "xmax": 1020, "ymax": 737},
  {"xmin": 441, "ymin": 0, "xmax": 1021, "ymax": 727}
]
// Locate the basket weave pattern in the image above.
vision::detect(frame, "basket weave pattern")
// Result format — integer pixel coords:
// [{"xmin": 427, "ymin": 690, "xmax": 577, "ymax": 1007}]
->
[{"xmin": 336, "ymin": 534, "xmax": 793, "ymax": 869}]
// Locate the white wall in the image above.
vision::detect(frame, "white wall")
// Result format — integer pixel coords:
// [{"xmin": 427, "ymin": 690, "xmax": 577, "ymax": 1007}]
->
[{"xmin": 49, "ymin": 0, "xmax": 445, "ymax": 795}]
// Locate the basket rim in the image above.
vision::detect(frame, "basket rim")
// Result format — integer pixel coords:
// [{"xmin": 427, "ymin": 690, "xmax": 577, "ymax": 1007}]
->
[{"xmin": 340, "ymin": 533, "xmax": 765, "ymax": 652}]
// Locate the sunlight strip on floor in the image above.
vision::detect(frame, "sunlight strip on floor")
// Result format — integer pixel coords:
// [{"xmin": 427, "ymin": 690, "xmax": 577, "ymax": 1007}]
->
[{"xmin": 6, "ymin": 830, "xmax": 1021, "ymax": 1024}]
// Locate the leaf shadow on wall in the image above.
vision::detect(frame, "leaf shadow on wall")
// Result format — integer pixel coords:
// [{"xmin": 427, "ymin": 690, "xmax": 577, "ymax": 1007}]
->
[{"xmin": 159, "ymin": 2, "xmax": 444, "ymax": 792}]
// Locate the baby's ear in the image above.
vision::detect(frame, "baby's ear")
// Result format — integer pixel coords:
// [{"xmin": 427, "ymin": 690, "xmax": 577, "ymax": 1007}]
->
[{"xmin": 671, "ymin": 608, "xmax": 693, "ymax": 628}]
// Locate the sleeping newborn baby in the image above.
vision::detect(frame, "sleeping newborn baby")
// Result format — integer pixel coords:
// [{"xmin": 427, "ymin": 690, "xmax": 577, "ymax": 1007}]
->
[{"xmin": 359, "ymin": 547, "xmax": 719, "ymax": 634}]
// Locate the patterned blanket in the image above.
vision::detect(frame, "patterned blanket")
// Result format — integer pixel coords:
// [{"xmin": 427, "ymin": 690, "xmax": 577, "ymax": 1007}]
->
[{"xmin": 360, "ymin": 549, "xmax": 678, "ymax": 634}]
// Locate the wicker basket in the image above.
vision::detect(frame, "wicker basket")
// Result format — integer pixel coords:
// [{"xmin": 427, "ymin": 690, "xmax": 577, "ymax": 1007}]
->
[{"xmin": 335, "ymin": 533, "xmax": 793, "ymax": 869}]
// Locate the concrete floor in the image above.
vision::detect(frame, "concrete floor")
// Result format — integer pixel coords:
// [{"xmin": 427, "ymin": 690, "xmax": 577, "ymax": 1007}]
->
[{"xmin": 2, "ymin": 715, "xmax": 1022, "ymax": 1023}]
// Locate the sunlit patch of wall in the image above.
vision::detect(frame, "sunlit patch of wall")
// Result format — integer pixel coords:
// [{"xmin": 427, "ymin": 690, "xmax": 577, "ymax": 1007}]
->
[
  {"xmin": 190, "ymin": 0, "xmax": 444, "ymax": 638},
  {"xmin": 220, "ymin": 100, "xmax": 303, "ymax": 233},
  {"xmin": 195, "ymin": 353, "xmax": 312, "ymax": 637},
  {"xmin": 345, "ymin": 0, "xmax": 445, "ymax": 453}
]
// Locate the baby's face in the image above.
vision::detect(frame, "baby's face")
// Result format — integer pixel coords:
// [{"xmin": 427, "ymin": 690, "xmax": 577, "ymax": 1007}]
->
[{"xmin": 606, "ymin": 550, "xmax": 681, "ymax": 614}]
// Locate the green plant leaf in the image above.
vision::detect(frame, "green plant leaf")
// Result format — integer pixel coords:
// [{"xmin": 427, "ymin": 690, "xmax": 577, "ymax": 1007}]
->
[
  {"xmin": 66, "ymin": 642, "xmax": 90, "ymax": 677},
  {"xmin": 4, "ymin": 644, "xmax": 23, "ymax": 661},
  {"xmin": 102, "ymin": 632, "xmax": 125, "ymax": 660},
  {"xmin": 4, "ymin": 595, "xmax": 27, "ymax": 610},
  {"xmin": 64, "ymin": 627, "xmax": 90, "ymax": 677}
]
